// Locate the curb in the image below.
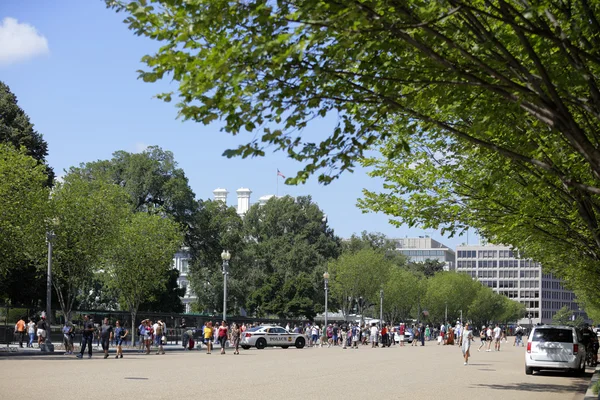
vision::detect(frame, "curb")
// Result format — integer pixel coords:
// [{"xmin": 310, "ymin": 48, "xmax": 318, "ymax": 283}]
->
[{"xmin": 584, "ymin": 366, "xmax": 600, "ymax": 400}]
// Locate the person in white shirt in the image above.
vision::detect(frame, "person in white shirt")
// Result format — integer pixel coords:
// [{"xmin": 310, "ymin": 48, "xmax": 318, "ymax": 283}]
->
[
  {"xmin": 493, "ymin": 324, "xmax": 502, "ymax": 351},
  {"xmin": 370, "ymin": 324, "xmax": 379, "ymax": 348},
  {"xmin": 486, "ymin": 326, "xmax": 493, "ymax": 352},
  {"xmin": 26, "ymin": 319, "xmax": 36, "ymax": 348}
]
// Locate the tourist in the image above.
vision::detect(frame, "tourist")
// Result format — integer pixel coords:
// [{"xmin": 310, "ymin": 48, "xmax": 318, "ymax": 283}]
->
[
  {"xmin": 100, "ymin": 317, "xmax": 114, "ymax": 359},
  {"xmin": 27, "ymin": 318, "xmax": 36, "ymax": 348},
  {"xmin": 486, "ymin": 325, "xmax": 493, "ymax": 351},
  {"xmin": 311, "ymin": 324, "xmax": 319, "ymax": 347},
  {"xmin": 218, "ymin": 320, "xmax": 228, "ymax": 355},
  {"xmin": 145, "ymin": 320, "xmax": 154, "ymax": 354},
  {"xmin": 36, "ymin": 314, "xmax": 49, "ymax": 349},
  {"xmin": 230, "ymin": 322, "xmax": 241, "ymax": 355},
  {"xmin": 14, "ymin": 317, "xmax": 26, "ymax": 348},
  {"xmin": 154, "ymin": 319, "xmax": 166, "ymax": 355},
  {"xmin": 370, "ymin": 323, "xmax": 379, "ymax": 348},
  {"xmin": 493, "ymin": 324, "xmax": 502, "ymax": 351},
  {"xmin": 514, "ymin": 324, "xmax": 524, "ymax": 347},
  {"xmin": 138, "ymin": 320, "xmax": 148, "ymax": 353},
  {"xmin": 114, "ymin": 320, "xmax": 128, "ymax": 359},
  {"xmin": 460, "ymin": 323, "xmax": 473, "ymax": 366},
  {"xmin": 478, "ymin": 326, "xmax": 486, "ymax": 352},
  {"xmin": 62, "ymin": 320, "xmax": 74, "ymax": 355},
  {"xmin": 77, "ymin": 314, "xmax": 95, "ymax": 359},
  {"xmin": 351, "ymin": 324, "xmax": 360, "ymax": 349},
  {"xmin": 399, "ymin": 323, "xmax": 406, "ymax": 347},
  {"xmin": 204, "ymin": 321, "xmax": 213, "ymax": 354}
]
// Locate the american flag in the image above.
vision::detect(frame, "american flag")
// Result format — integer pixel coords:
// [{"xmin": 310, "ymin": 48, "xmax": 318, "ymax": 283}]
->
[{"xmin": 277, "ymin": 169, "xmax": 285, "ymax": 178}]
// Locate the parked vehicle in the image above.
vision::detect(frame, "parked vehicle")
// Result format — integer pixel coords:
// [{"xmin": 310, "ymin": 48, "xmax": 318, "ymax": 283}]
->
[
  {"xmin": 240, "ymin": 326, "xmax": 306, "ymax": 350},
  {"xmin": 525, "ymin": 325, "xmax": 586, "ymax": 375}
]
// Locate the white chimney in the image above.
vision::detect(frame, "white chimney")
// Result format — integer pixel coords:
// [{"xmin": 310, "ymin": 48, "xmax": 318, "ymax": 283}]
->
[
  {"xmin": 236, "ymin": 187, "xmax": 252, "ymax": 215},
  {"xmin": 213, "ymin": 188, "xmax": 228, "ymax": 203}
]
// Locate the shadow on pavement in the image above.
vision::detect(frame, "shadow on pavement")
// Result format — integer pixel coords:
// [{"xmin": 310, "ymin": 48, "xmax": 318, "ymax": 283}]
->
[{"xmin": 473, "ymin": 379, "xmax": 589, "ymax": 394}]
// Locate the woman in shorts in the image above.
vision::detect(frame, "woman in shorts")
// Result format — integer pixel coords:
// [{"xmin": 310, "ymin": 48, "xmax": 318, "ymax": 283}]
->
[
  {"xmin": 114, "ymin": 320, "xmax": 128, "ymax": 358},
  {"xmin": 204, "ymin": 321, "xmax": 213, "ymax": 354}
]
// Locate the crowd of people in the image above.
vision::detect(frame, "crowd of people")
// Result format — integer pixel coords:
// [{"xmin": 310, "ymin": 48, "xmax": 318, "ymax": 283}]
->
[{"xmin": 16, "ymin": 313, "xmax": 598, "ymax": 366}]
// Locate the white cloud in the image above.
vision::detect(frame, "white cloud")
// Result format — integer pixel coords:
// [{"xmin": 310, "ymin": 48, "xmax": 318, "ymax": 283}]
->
[
  {"xmin": 134, "ymin": 142, "xmax": 148, "ymax": 152},
  {"xmin": 0, "ymin": 17, "xmax": 49, "ymax": 66}
]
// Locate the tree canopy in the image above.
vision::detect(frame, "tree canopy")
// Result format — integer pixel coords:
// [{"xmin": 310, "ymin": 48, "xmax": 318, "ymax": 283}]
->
[
  {"xmin": 0, "ymin": 144, "xmax": 49, "ymax": 277},
  {"xmin": 106, "ymin": 0, "xmax": 600, "ymax": 313},
  {"xmin": 0, "ymin": 81, "xmax": 53, "ymax": 184}
]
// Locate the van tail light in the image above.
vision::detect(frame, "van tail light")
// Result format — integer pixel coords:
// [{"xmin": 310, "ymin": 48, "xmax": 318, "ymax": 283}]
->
[
  {"xmin": 573, "ymin": 344, "xmax": 579, "ymax": 355},
  {"xmin": 245, "ymin": 333, "xmax": 252, "ymax": 338},
  {"xmin": 527, "ymin": 342, "xmax": 531, "ymax": 353}
]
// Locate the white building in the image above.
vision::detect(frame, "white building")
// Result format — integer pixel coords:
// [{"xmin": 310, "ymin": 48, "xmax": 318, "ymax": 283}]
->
[
  {"xmin": 173, "ymin": 247, "xmax": 194, "ymax": 313},
  {"xmin": 176, "ymin": 187, "xmax": 278, "ymax": 313},
  {"xmin": 392, "ymin": 236, "xmax": 456, "ymax": 271},
  {"xmin": 456, "ymin": 244, "xmax": 588, "ymax": 325}
]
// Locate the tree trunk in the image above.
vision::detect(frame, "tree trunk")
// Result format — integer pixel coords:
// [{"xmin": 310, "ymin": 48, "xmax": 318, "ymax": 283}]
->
[{"xmin": 131, "ymin": 310, "xmax": 137, "ymax": 349}]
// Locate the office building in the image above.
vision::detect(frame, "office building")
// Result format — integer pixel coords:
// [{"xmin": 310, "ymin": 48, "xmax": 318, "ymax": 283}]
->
[
  {"xmin": 392, "ymin": 236, "xmax": 456, "ymax": 271},
  {"xmin": 456, "ymin": 244, "xmax": 588, "ymax": 325}
]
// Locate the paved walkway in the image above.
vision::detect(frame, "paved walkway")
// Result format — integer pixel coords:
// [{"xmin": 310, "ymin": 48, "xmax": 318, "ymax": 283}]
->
[{"xmin": 0, "ymin": 339, "xmax": 591, "ymax": 399}]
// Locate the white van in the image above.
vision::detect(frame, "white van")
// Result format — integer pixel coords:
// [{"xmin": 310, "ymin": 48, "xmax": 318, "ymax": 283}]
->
[{"xmin": 525, "ymin": 325, "xmax": 586, "ymax": 375}]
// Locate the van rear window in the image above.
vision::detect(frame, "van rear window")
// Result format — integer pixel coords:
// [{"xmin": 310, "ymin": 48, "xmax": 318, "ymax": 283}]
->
[{"xmin": 532, "ymin": 328, "xmax": 573, "ymax": 343}]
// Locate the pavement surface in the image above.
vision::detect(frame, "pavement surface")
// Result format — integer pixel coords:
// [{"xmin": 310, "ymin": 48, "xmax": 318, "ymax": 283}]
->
[{"xmin": 0, "ymin": 339, "xmax": 592, "ymax": 399}]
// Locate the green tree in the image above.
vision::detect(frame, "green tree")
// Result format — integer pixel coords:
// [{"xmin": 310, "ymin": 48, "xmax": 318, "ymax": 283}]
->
[
  {"xmin": 108, "ymin": 0, "xmax": 600, "ymax": 316},
  {"xmin": 71, "ymin": 146, "xmax": 196, "ymax": 237},
  {"xmin": 407, "ymin": 259, "xmax": 446, "ymax": 278},
  {"xmin": 552, "ymin": 305, "xmax": 574, "ymax": 326},
  {"xmin": 50, "ymin": 174, "xmax": 131, "ymax": 320},
  {"xmin": 382, "ymin": 268, "xmax": 420, "ymax": 324},
  {"xmin": 423, "ymin": 272, "xmax": 479, "ymax": 323},
  {"xmin": 243, "ymin": 195, "xmax": 341, "ymax": 318},
  {"xmin": 328, "ymin": 248, "xmax": 391, "ymax": 322},
  {"xmin": 187, "ymin": 199, "xmax": 245, "ymax": 314},
  {"xmin": 0, "ymin": 144, "xmax": 49, "ymax": 277},
  {"xmin": 0, "ymin": 81, "xmax": 53, "ymax": 183},
  {"xmin": 467, "ymin": 286, "xmax": 506, "ymax": 328},
  {"xmin": 105, "ymin": 212, "xmax": 183, "ymax": 345},
  {"xmin": 139, "ymin": 268, "xmax": 185, "ymax": 313},
  {"xmin": 498, "ymin": 297, "xmax": 527, "ymax": 325}
]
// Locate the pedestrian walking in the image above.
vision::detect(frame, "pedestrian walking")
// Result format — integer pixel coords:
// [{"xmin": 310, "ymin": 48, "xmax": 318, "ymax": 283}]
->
[
  {"xmin": 486, "ymin": 325, "xmax": 493, "ymax": 351},
  {"xmin": 425, "ymin": 325, "xmax": 431, "ymax": 341},
  {"xmin": 138, "ymin": 320, "xmax": 148, "ymax": 353},
  {"xmin": 144, "ymin": 320, "xmax": 154, "ymax": 354},
  {"xmin": 114, "ymin": 320, "xmax": 128, "ymax": 358},
  {"xmin": 62, "ymin": 321, "xmax": 74, "ymax": 355},
  {"xmin": 460, "ymin": 323, "xmax": 473, "ymax": 366},
  {"xmin": 27, "ymin": 318, "xmax": 36, "ymax": 348},
  {"xmin": 77, "ymin": 315, "xmax": 95, "ymax": 359},
  {"xmin": 478, "ymin": 326, "xmax": 486, "ymax": 352},
  {"xmin": 100, "ymin": 317, "xmax": 114, "ymax": 359},
  {"xmin": 154, "ymin": 319, "xmax": 166, "ymax": 355},
  {"xmin": 493, "ymin": 324, "xmax": 502, "ymax": 351},
  {"xmin": 514, "ymin": 324, "xmax": 524, "ymax": 347},
  {"xmin": 231, "ymin": 322, "xmax": 241, "ymax": 355},
  {"xmin": 351, "ymin": 324, "xmax": 360, "ymax": 349},
  {"xmin": 399, "ymin": 323, "xmax": 406, "ymax": 347},
  {"xmin": 36, "ymin": 314, "xmax": 49, "ymax": 349},
  {"xmin": 204, "ymin": 321, "xmax": 213, "ymax": 354},
  {"xmin": 370, "ymin": 324, "xmax": 379, "ymax": 348},
  {"xmin": 311, "ymin": 325, "xmax": 319, "ymax": 347},
  {"xmin": 15, "ymin": 317, "xmax": 26, "ymax": 348},
  {"xmin": 218, "ymin": 321, "xmax": 228, "ymax": 355},
  {"xmin": 420, "ymin": 324, "xmax": 425, "ymax": 346}
]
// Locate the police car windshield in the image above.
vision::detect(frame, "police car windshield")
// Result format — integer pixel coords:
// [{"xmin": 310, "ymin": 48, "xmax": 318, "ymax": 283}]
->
[{"xmin": 247, "ymin": 326, "xmax": 264, "ymax": 332}]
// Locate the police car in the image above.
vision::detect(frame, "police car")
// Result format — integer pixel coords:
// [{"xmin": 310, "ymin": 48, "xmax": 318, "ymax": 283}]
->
[{"xmin": 241, "ymin": 325, "xmax": 306, "ymax": 349}]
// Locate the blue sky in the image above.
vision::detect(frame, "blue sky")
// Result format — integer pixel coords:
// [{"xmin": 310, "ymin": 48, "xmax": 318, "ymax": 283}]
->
[{"xmin": 0, "ymin": 0, "xmax": 476, "ymax": 249}]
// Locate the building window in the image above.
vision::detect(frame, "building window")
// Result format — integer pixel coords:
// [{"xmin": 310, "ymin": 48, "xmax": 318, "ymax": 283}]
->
[{"xmin": 181, "ymin": 259, "xmax": 189, "ymax": 274}]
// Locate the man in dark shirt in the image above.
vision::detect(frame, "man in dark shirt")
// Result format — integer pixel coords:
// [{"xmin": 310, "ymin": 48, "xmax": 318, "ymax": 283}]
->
[
  {"xmin": 100, "ymin": 318, "xmax": 114, "ymax": 359},
  {"xmin": 77, "ymin": 315, "xmax": 95, "ymax": 359}
]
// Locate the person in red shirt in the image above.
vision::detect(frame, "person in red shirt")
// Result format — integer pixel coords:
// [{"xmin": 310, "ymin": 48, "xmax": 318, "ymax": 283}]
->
[
  {"xmin": 218, "ymin": 321, "xmax": 228, "ymax": 355},
  {"xmin": 399, "ymin": 323, "xmax": 406, "ymax": 347},
  {"xmin": 381, "ymin": 325, "xmax": 388, "ymax": 347}
]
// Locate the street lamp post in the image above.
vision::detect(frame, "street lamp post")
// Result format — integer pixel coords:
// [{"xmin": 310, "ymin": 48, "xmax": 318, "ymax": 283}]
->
[
  {"xmin": 380, "ymin": 289, "xmax": 384, "ymax": 330},
  {"xmin": 45, "ymin": 231, "xmax": 56, "ymax": 352},
  {"xmin": 221, "ymin": 250, "xmax": 231, "ymax": 322},
  {"xmin": 528, "ymin": 313, "xmax": 532, "ymax": 331},
  {"xmin": 445, "ymin": 301, "xmax": 448, "ymax": 325},
  {"xmin": 323, "ymin": 272, "xmax": 329, "ymax": 328},
  {"xmin": 460, "ymin": 309, "xmax": 463, "ymax": 326}
]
